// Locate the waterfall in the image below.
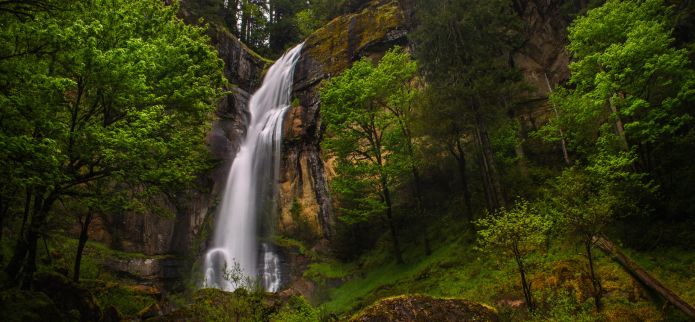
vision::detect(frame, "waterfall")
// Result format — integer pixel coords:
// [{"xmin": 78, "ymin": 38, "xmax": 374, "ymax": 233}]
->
[{"xmin": 203, "ymin": 43, "xmax": 303, "ymax": 292}]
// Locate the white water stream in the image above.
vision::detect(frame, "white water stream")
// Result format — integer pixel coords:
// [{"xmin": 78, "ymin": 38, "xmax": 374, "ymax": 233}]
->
[{"xmin": 203, "ymin": 43, "xmax": 303, "ymax": 292}]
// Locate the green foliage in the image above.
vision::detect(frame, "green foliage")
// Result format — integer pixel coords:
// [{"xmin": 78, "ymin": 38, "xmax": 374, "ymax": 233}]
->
[
  {"xmin": 295, "ymin": 8, "xmax": 322, "ymax": 39},
  {"xmin": 269, "ymin": 296, "xmax": 320, "ymax": 322},
  {"xmin": 0, "ymin": 0, "xmax": 225, "ymax": 282},
  {"xmin": 476, "ymin": 201, "xmax": 550, "ymax": 258},
  {"xmin": 411, "ymin": 0, "xmax": 527, "ymax": 212},
  {"xmin": 549, "ymin": 0, "xmax": 694, "ymax": 153},
  {"xmin": 321, "ymin": 47, "xmax": 417, "ymax": 224},
  {"xmin": 93, "ymin": 283, "xmax": 157, "ymax": 317},
  {"xmin": 303, "ymin": 260, "xmax": 353, "ymax": 285},
  {"xmin": 529, "ymin": 290, "xmax": 597, "ymax": 322}
]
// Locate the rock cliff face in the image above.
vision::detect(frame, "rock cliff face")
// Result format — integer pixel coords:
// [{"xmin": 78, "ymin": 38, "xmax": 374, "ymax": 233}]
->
[{"xmin": 87, "ymin": 1, "xmax": 269, "ymax": 284}]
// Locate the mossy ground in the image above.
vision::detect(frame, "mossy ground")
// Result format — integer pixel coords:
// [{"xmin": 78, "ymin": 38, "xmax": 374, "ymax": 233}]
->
[{"xmin": 309, "ymin": 214, "xmax": 695, "ymax": 321}]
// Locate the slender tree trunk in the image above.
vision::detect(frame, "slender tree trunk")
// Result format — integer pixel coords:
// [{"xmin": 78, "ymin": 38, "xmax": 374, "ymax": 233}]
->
[
  {"xmin": 6, "ymin": 188, "xmax": 39, "ymax": 281},
  {"xmin": 240, "ymin": 4, "xmax": 249, "ymax": 42},
  {"xmin": 544, "ymin": 73, "xmax": 571, "ymax": 166},
  {"xmin": 451, "ymin": 139, "xmax": 473, "ymax": 220},
  {"xmin": 0, "ymin": 196, "xmax": 7, "ymax": 243},
  {"xmin": 608, "ymin": 94, "xmax": 629, "ymax": 151},
  {"xmin": 411, "ymin": 167, "xmax": 430, "ymax": 256},
  {"xmin": 19, "ymin": 188, "xmax": 32, "ymax": 236},
  {"xmin": 513, "ymin": 242, "xmax": 534, "ymax": 312},
  {"xmin": 6, "ymin": 190, "xmax": 55, "ymax": 288},
  {"xmin": 585, "ymin": 238, "xmax": 603, "ymax": 311},
  {"xmin": 474, "ymin": 126, "xmax": 501, "ymax": 211},
  {"xmin": 73, "ymin": 212, "xmax": 93, "ymax": 282},
  {"xmin": 471, "ymin": 101, "xmax": 505, "ymax": 209},
  {"xmin": 382, "ymin": 181, "xmax": 403, "ymax": 264}
]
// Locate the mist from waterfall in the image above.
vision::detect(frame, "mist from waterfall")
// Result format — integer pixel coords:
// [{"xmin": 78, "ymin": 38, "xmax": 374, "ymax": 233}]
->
[{"xmin": 203, "ymin": 43, "xmax": 304, "ymax": 292}]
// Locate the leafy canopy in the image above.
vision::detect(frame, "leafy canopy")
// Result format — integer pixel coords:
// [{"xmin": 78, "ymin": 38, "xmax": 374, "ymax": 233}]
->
[
  {"xmin": 320, "ymin": 47, "xmax": 417, "ymax": 224},
  {"xmin": 0, "ymin": 0, "xmax": 226, "ymax": 213}
]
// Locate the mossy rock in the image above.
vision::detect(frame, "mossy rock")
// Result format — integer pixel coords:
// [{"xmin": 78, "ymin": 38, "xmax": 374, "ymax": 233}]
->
[
  {"xmin": 0, "ymin": 289, "xmax": 63, "ymax": 322},
  {"xmin": 296, "ymin": 0, "xmax": 408, "ymax": 90},
  {"xmin": 349, "ymin": 294, "xmax": 499, "ymax": 322},
  {"xmin": 33, "ymin": 272, "xmax": 102, "ymax": 321}
]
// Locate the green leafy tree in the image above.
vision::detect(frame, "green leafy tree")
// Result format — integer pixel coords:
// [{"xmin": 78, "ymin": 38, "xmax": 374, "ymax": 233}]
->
[
  {"xmin": 412, "ymin": 0, "xmax": 525, "ymax": 211},
  {"xmin": 544, "ymin": 0, "xmax": 694, "ymax": 175},
  {"xmin": 0, "ymin": 0, "xmax": 225, "ymax": 287},
  {"xmin": 321, "ymin": 47, "xmax": 417, "ymax": 264},
  {"xmin": 476, "ymin": 200, "xmax": 550, "ymax": 312},
  {"xmin": 545, "ymin": 141, "xmax": 655, "ymax": 310}
]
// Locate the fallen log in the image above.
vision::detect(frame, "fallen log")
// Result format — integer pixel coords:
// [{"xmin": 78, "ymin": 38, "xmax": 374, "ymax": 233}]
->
[{"xmin": 593, "ymin": 235, "xmax": 695, "ymax": 319}]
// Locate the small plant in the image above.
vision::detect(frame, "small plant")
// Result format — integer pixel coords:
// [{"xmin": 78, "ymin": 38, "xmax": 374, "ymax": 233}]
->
[{"xmin": 476, "ymin": 200, "xmax": 551, "ymax": 312}]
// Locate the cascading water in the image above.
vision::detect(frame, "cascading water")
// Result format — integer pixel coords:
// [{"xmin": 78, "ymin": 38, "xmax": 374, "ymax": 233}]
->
[{"xmin": 203, "ymin": 43, "xmax": 304, "ymax": 292}]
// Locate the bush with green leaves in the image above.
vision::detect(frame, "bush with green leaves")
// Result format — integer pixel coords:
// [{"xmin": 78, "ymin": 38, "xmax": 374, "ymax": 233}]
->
[{"xmin": 476, "ymin": 200, "xmax": 551, "ymax": 311}]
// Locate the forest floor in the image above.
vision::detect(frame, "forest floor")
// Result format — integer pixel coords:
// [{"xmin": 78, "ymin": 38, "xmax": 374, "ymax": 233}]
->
[{"xmin": 307, "ymin": 214, "xmax": 695, "ymax": 321}]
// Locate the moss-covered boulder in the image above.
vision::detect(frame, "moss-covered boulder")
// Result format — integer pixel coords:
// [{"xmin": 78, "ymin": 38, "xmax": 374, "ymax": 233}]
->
[
  {"xmin": 33, "ymin": 272, "xmax": 102, "ymax": 322},
  {"xmin": 0, "ymin": 289, "xmax": 63, "ymax": 322},
  {"xmin": 294, "ymin": 0, "xmax": 408, "ymax": 92},
  {"xmin": 349, "ymin": 295, "xmax": 499, "ymax": 322}
]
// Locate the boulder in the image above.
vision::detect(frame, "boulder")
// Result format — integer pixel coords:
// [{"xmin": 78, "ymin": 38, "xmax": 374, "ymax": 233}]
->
[{"xmin": 349, "ymin": 295, "xmax": 499, "ymax": 322}]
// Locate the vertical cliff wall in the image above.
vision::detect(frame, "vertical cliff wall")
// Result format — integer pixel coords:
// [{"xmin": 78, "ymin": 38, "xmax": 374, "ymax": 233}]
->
[{"xmin": 84, "ymin": 1, "xmax": 269, "ymax": 284}]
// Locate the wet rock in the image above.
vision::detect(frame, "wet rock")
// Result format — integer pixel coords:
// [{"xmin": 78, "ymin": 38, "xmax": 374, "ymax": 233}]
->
[
  {"xmin": 349, "ymin": 295, "xmax": 499, "ymax": 322},
  {"xmin": 32, "ymin": 272, "xmax": 102, "ymax": 322}
]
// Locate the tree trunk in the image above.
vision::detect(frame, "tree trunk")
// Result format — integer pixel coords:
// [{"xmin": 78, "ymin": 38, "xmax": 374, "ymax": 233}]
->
[
  {"xmin": 608, "ymin": 94, "xmax": 629, "ymax": 151},
  {"xmin": 594, "ymin": 235, "xmax": 695, "ymax": 318},
  {"xmin": 411, "ymin": 167, "xmax": 430, "ymax": 256},
  {"xmin": 544, "ymin": 72, "xmax": 571, "ymax": 166},
  {"xmin": 451, "ymin": 139, "xmax": 474, "ymax": 220},
  {"xmin": 19, "ymin": 188, "xmax": 32, "ymax": 236},
  {"xmin": 0, "ymin": 196, "xmax": 7, "ymax": 243},
  {"xmin": 382, "ymin": 182, "xmax": 403, "ymax": 264},
  {"xmin": 513, "ymin": 242, "xmax": 534, "ymax": 312},
  {"xmin": 240, "ymin": 4, "xmax": 249, "ymax": 42},
  {"xmin": 6, "ymin": 189, "xmax": 40, "ymax": 281},
  {"xmin": 585, "ymin": 238, "xmax": 603, "ymax": 310},
  {"xmin": 73, "ymin": 212, "xmax": 93, "ymax": 282},
  {"xmin": 6, "ymin": 190, "xmax": 55, "ymax": 288},
  {"xmin": 471, "ymin": 101, "xmax": 505, "ymax": 209}
]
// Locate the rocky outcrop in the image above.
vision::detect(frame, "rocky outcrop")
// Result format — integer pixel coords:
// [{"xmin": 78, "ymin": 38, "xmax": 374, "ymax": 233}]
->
[
  {"xmin": 349, "ymin": 295, "xmax": 499, "ymax": 322},
  {"xmin": 513, "ymin": 0, "xmax": 573, "ymax": 99},
  {"xmin": 279, "ymin": 0, "xmax": 411, "ymax": 242}
]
